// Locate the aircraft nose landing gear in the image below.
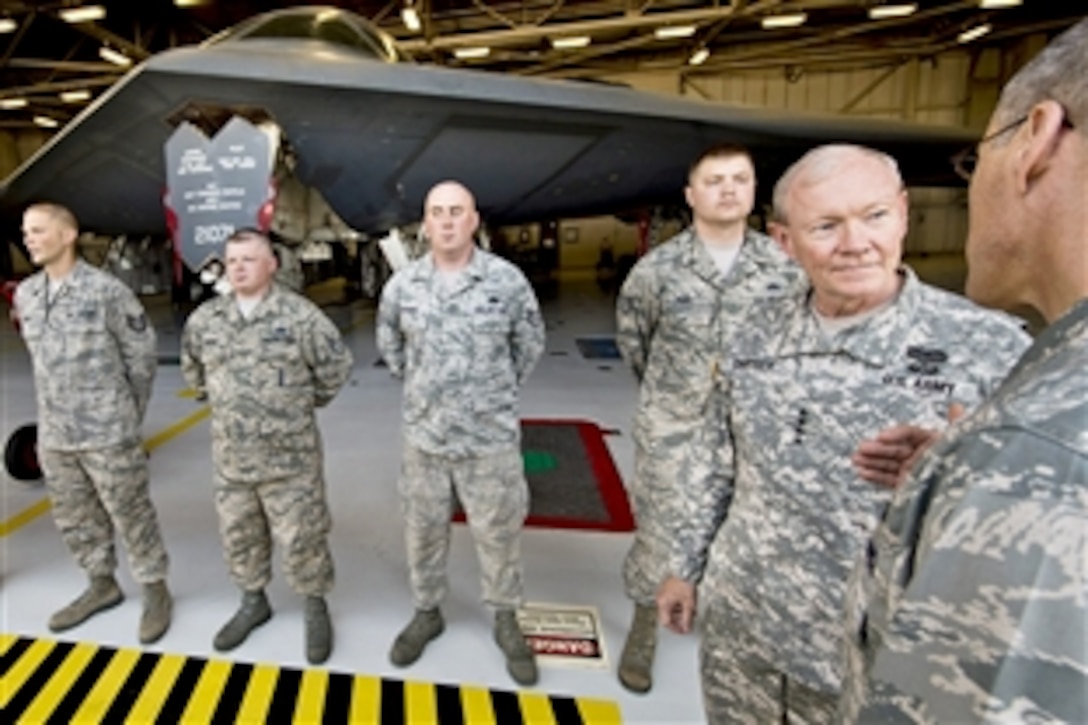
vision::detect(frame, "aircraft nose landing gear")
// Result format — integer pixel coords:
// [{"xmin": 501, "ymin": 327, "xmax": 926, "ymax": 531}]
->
[{"xmin": 4, "ymin": 424, "xmax": 42, "ymax": 483}]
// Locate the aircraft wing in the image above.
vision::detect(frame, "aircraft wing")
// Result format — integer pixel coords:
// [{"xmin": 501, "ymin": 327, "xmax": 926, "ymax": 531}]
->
[{"xmin": 0, "ymin": 25, "xmax": 974, "ymax": 237}]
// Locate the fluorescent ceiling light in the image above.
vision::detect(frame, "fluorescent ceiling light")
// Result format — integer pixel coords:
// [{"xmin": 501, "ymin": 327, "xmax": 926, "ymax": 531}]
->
[
  {"xmin": 689, "ymin": 47, "xmax": 710, "ymax": 65},
  {"xmin": 59, "ymin": 5, "xmax": 106, "ymax": 23},
  {"xmin": 34, "ymin": 115, "xmax": 60, "ymax": 128},
  {"xmin": 869, "ymin": 4, "xmax": 918, "ymax": 19},
  {"xmin": 175, "ymin": 0, "xmax": 207, "ymax": 7},
  {"xmin": 654, "ymin": 25, "xmax": 697, "ymax": 39},
  {"xmin": 958, "ymin": 23, "xmax": 992, "ymax": 43},
  {"xmin": 0, "ymin": 97, "xmax": 28, "ymax": 109},
  {"xmin": 401, "ymin": 6, "xmax": 421, "ymax": 32},
  {"xmin": 762, "ymin": 13, "xmax": 807, "ymax": 29},
  {"xmin": 61, "ymin": 89, "xmax": 91, "ymax": 103},
  {"xmin": 99, "ymin": 46, "xmax": 132, "ymax": 67},
  {"xmin": 453, "ymin": 46, "xmax": 490, "ymax": 59},
  {"xmin": 980, "ymin": 0, "xmax": 1022, "ymax": 8},
  {"xmin": 552, "ymin": 36, "xmax": 591, "ymax": 49},
  {"xmin": 0, "ymin": 18, "xmax": 17, "ymax": 33}
]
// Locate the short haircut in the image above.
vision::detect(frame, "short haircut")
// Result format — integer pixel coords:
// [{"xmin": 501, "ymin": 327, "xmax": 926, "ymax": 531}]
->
[
  {"xmin": 992, "ymin": 18, "xmax": 1086, "ymax": 138},
  {"xmin": 225, "ymin": 227, "xmax": 276, "ymax": 256},
  {"xmin": 687, "ymin": 143, "xmax": 755, "ymax": 182},
  {"xmin": 771, "ymin": 144, "xmax": 903, "ymax": 224},
  {"xmin": 26, "ymin": 202, "xmax": 79, "ymax": 233}
]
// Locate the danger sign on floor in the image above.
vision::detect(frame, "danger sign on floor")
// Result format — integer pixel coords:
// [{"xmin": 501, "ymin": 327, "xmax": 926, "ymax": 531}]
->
[{"xmin": 517, "ymin": 603, "xmax": 609, "ymax": 670}]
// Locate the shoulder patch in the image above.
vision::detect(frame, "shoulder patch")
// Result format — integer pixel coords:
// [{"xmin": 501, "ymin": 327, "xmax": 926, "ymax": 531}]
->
[{"xmin": 127, "ymin": 313, "xmax": 148, "ymax": 332}]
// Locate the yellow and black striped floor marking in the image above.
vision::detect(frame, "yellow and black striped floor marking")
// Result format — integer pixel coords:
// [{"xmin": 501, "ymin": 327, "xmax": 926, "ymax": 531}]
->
[{"xmin": 1, "ymin": 633, "xmax": 622, "ymax": 723}]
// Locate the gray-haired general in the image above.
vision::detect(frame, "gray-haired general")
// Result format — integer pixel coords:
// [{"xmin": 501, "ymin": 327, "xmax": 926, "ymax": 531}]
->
[
  {"xmin": 613, "ymin": 143, "xmax": 800, "ymax": 693},
  {"xmin": 14, "ymin": 202, "xmax": 172, "ymax": 644},
  {"xmin": 181, "ymin": 228, "xmax": 353, "ymax": 665},
  {"xmin": 655, "ymin": 144, "xmax": 1031, "ymax": 723},
  {"xmin": 841, "ymin": 18, "xmax": 1088, "ymax": 723},
  {"xmin": 377, "ymin": 180, "xmax": 546, "ymax": 686}
]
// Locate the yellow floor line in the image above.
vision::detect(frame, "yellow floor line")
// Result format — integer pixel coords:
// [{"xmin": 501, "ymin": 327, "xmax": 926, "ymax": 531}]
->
[
  {"xmin": 0, "ymin": 497, "xmax": 52, "ymax": 538},
  {"xmin": 0, "ymin": 404, "xmax": 210, "ymax": 538},
  {"xmin": 142, "ymin": 406, "xmax": 210, "ymax": 451}
]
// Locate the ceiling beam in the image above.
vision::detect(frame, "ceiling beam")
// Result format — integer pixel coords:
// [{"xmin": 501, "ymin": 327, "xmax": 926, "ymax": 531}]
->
[
  {"xmin": 5, "ymin": 57, "xmax": 123, "ymax": 73},
  {"xmin": 398, "ymin": 3, "xmax": 745, "ymax": 51},
  {"xmin": 0, "ymin": 74, "xmax": 120, "ymax": 98},
  {"xmin": 51, "ymin": 16, "xmax": 151, "ymax": 61},
  {"xmin": 0, "ymin": 9, "xmax": 35, "ymax": 70}
]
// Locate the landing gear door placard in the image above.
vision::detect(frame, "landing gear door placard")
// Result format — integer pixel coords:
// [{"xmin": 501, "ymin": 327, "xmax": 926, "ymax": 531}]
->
[{"xmin": 164, "ymin": 116, "xmax": 273, "ymax": 272}]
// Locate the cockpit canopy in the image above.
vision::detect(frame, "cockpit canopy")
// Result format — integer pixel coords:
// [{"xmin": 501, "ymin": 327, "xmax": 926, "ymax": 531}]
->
[{"xmin": 205, "ymin": 6, "xmax": 401, "ymax": 62}]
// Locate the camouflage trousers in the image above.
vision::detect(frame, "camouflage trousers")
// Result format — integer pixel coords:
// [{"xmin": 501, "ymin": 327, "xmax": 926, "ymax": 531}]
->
[
  {"xmin": 213, "ymin": 467, "xmax": 334, "ymax": 596},
  {"xmin": 399, "ymin": 444, "xmax": 528, "ymax": 611},
  {"xmin": 40, "ymin": 442, "xmax": 169, "ymax": 583},
  {"xmin": 623, "ymin": 418, "xmax": 708, "ymax": 604},
  {"xmin": 701, "ymin": 606, "xmax": 837, "ymax": 725}
]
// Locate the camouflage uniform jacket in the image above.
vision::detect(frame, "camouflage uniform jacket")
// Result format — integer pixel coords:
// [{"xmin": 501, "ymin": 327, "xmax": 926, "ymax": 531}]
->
[
  {"xmin": 841, "ymin": 297, "xmax": 1088, "ymax": 723},
  {"xmin": 376, "ymin": 249, "xmax": 544, "ymax": 459},
  {"xmin": 15, "ymin": 259, "xmax": 156, "ymax": 450},
  {"xmin": 616, "ymin": 226, "xmax": 799, "ymax": 442},
  {"xmin": 668, "ymin": 269, "xmax": 1031, "ymax": 694},
  {"xmin": 181, "ymin": 284, "xmax": 353, "ymax": 482}
]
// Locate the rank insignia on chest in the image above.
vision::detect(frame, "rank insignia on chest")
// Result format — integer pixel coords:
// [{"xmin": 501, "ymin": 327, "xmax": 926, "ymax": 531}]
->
[
  {"xmin": 905, "ymin": 346, "xmax": 947, "ymax": 375},
  {"xmin": 264, "ymin": 326, "xmax": 295, "ymax": 344}
]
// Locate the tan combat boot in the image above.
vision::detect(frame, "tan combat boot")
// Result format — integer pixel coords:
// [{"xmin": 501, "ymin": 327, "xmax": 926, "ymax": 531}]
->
[
  {"xmin": 389, "ymin": 608, "xmax": 444, "ymax": 667},
  {"xmin": 618, "ymin": 603, "xmax": 658, "ymax": 693},
  {"xmin": 305, "ymin": 595, "xmax": 332, "ymax": 665},
  {"xmin": 213, "ymin": 589, "xmax": 272, "ymax": 651},
  {"xmin": 49, "ymin": 575, "xmax": 124, "ymax": 632},
  {"xmin": 139, "ymin": 580, "xmax": 173, "ymax": 644},
  {"xmin": 494, "ymin": 609, "xmax": 538, "ymax": 686}
]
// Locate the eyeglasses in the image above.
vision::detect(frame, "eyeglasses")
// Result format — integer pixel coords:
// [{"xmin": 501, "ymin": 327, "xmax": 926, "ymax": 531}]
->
[
  {"xmin": 952, "ymin": 105, "xmax": 1076, "ymax": 181},
  {"xmin": 951, "ymin": 116, "xmax": 1028, "ymax": 181}
]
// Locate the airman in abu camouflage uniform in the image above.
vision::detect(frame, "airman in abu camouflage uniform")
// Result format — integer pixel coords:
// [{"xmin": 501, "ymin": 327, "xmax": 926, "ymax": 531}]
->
[
  {"xmin": 656, "ymin": 145, "xmax": 1031, "ymax": 723},
  {"xmin": 377, "ymin": 181, "xmax": 545, "ymax": 686},
  {"xmin": 181, "ymin": 228, "xmax": 352, "ymax": 665},
  {"xmin": 614, "ymin": 143, "xmax": 800, "ymax": 693},
  {"xmin": 842, "ymin": 20, "xmax": 1088, "ymax": 723},
  {"xmin": 15, "ymin": 202, "xmax": 172, "ymax": 645}
]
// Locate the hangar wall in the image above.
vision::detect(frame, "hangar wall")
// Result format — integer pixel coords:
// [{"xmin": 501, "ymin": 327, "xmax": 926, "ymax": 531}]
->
[
  {"xmin": 547, "ymin": 33, "xmax": 1049, "ymax": 273},
  {"xmin": 598, "ymin": 50, "xmax": 989, "ymax": 261},
  {"xmin": 0, "ymin": 128, "xmax": 49, "ymax": 181}
]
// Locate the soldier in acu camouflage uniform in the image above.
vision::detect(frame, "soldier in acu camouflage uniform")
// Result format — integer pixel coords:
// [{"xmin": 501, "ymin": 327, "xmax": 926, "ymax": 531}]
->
[
  {"xmin": 656, "ymin": 145, "xmax": 1032, "ymax": 724},
  {"xmin": 15, "ymin": 202, "xmax": 172, "ymax": 644},
  {"xmin": 842, "ymin": 20, "xmax": 1088, "ymax": 723},
  {"xmin": 181, "ymin": 228, "xmax": 353, "ymax": 665},
  {"xmin": 614, "ymin": 143, "xmax": 800, "ymax": 693},
  {"xmin": 377, "ymin": 180, "xmax": 545, "ymax": 686}
]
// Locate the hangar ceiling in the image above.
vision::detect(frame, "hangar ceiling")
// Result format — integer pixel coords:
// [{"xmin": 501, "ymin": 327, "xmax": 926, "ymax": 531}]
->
[{"xmin": 0, "ymin": 1, "xmax": 1081, "ymax": 130}]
